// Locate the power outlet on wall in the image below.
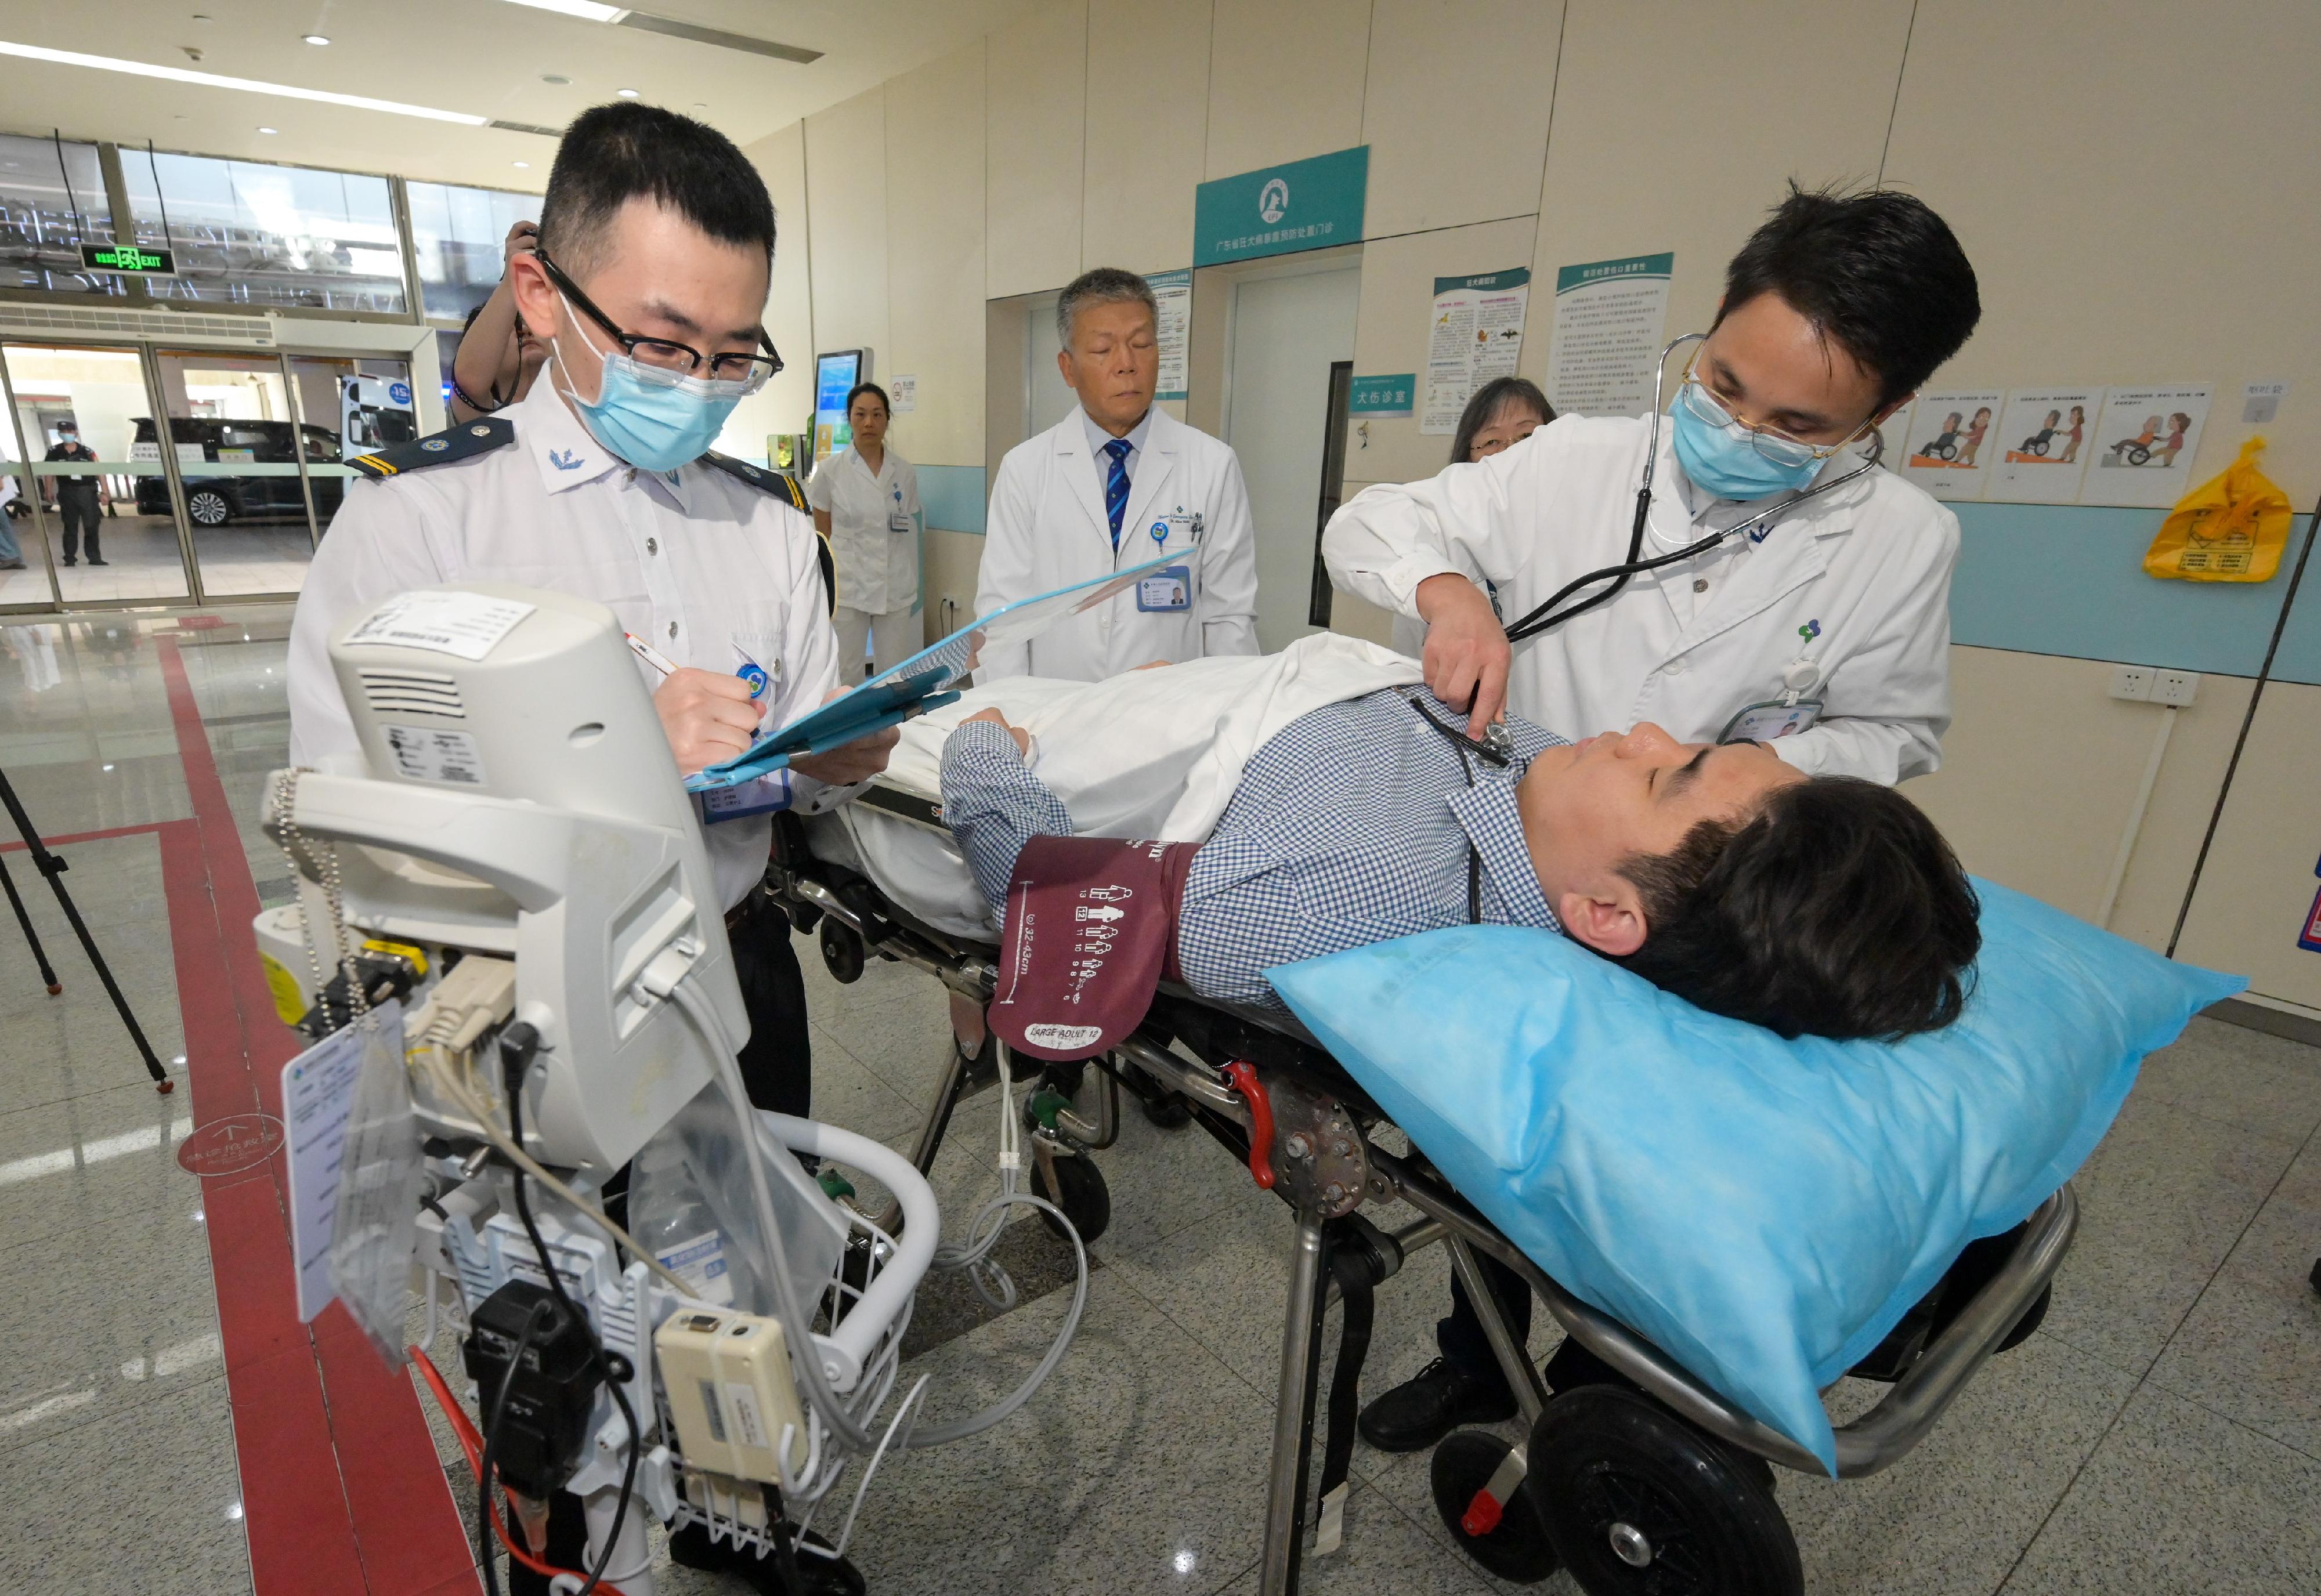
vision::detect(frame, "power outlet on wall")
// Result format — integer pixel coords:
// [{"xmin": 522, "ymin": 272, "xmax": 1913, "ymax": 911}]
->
[
  {"xmin": 2151, "ymin": 669, "xmax": 2201, "ymax": 707},
  {"xmin": 2109, "ymin": 665, "xmax": 2155, "ymax": 701}
]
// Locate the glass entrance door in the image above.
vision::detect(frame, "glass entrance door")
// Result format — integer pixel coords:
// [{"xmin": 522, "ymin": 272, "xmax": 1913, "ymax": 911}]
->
[
  {"xmin": 286, "ymin": 354, "xmax": 416, "ymax": 548},
  {"xmin": 153, "ymin": 348, "xmax": 315, "ymax": 598},
  {"xmin": 1, "ymin": 342, "xmax": 191, "ymax": 607}
]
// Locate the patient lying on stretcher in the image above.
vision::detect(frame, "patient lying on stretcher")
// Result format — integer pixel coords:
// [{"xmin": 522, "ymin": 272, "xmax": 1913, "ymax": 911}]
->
[{"xmin": 939, "ymin": 682, "xmax": 1979, "ymax": 1041}]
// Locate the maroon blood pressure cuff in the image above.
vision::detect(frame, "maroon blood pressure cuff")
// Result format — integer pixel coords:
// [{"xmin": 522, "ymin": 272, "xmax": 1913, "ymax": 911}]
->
[{"xmin": 987, "ymin": 835, "xmax": 1202, "ymax": 1061}]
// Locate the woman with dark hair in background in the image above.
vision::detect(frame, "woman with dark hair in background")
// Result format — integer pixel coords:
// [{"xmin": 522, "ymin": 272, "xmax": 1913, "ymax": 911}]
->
[
  {"xmin": 809, "ymin": 381, "xmax": 924, "ymax": 678},
  {"xmin": 1392, "ymin": 377, "xmax": 1555, "ymax": 657}
]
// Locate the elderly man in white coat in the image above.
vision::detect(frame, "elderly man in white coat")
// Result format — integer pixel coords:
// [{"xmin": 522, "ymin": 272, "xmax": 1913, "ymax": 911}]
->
[
  {"xmin": 1324, "ymin": 184, "xmax": 1986, "ymax": 1456},
  {"xmin": 975, "ymin": 267, "xmax": 1259, "ymax": 681}
]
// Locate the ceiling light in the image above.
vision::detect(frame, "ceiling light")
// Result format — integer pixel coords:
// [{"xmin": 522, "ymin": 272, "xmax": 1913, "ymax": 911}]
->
[
  {"xmin": 0, "ymin": 41, "xmax": 491, "ymax": 125},
  {"xmin": 499, "ymin": 0, "xmax": 630, "ymax": 20},
  {"xmin": 540, "ymin": 73, "xmax": 570, "ymax": 85},
  {"xmin": 512, "ymin": 161, "xmax": 529, "ymax": 168},
  {"xmin": 615, "ymin": 87, "xmax": 639, "ymax": 98},
  {"xmin": 489, "ymin": 0, "xmax": 820, "ymax": 64},
  {"xmin": 256, "ymin": 126, "xmax": 277, "ymax": 135},
  {"xmin": 302, "ymin": 34, "xmax": 329, "ymax": 46}
]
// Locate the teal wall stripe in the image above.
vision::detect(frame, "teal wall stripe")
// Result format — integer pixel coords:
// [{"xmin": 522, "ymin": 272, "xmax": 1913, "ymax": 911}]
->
[
  {"xmin": 1947, "ymin": 501, "xmax": 2312, "ymax": 679},
  {"xmin": 918, "ymin": 464, "xmax": 987, "ymax": 535}
]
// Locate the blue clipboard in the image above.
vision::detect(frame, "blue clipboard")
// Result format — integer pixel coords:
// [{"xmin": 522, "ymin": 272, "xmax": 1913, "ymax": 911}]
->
[{"xmin": 686, "ymin": 549, "xmax": 1179, "ymax": 791}]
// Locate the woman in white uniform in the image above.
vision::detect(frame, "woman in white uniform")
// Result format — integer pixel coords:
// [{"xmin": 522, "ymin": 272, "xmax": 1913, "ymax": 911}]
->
[{"xmin": 809, "ymin": 382, "xmax": 923, "ymax": 679}]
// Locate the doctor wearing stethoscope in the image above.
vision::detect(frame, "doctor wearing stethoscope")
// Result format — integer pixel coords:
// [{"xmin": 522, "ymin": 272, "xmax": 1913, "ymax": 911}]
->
[
  {"xmin": 1328, "ymin": 187, "xmax": 1983, "ymax": 790},
  {"xmin": 1324, "ymin": 184, "xmax": 1986, "ymax": 1454}
]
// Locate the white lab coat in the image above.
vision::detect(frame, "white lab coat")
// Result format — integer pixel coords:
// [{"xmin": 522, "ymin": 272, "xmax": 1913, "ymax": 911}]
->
[
  {"xmin": 808, "ymin": 445, "xmax": 920, "ymax": 615},
  {"xmin": 975, "ymin": 406, "xmax": 1260, "ymax": 681},
  {"xmin": 1324, "ymin": 413, "xmax": 1958, "ymax": 784}
]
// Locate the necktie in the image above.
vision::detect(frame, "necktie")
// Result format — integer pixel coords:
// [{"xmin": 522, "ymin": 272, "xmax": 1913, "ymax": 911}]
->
[{"xmin": 1103, "ymin": 437, "xmax": 1133, "ymax": 551}]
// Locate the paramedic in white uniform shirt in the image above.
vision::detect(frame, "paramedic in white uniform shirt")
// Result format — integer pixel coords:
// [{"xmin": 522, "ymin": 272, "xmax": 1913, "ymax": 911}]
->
[
  {"xmin": 1326, "ymin": 185, "xmax": 1984, "ymax": 1454},
  {"xmin": 975, "ymin": 267, "xmax": 1259, "ymax": 680},
  {"xmin": 809, "ymin": 380, "xmax": 923, "ymax": 678},
  {"xmin": 288, "ymin": 103, "xmax": 895, "ymax": 1137}
]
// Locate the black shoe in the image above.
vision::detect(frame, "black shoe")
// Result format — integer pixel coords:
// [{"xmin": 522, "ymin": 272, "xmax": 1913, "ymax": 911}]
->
[
  {"xmin": 62, "ymin": 556, "xmax": 76, "ymax": 566},
  {"xmin": 86, "ymin": 556, "xmax": 108, "ymax": 566},
  {"xmin": 1357, "ymin": 1356, "xmax": 1519, "ymax": 1453}
]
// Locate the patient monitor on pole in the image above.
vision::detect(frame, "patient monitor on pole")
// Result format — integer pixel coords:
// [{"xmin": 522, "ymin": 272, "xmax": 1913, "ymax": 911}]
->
[{"xmin": 267, "ymin": 582, "xmax": 745, "ymax": 1174}]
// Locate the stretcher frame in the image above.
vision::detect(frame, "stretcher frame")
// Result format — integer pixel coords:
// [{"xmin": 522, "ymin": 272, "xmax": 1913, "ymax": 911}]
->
[{"xmin": 765, "ymin": 801, "xmax": 2077, "ymax": 1595}]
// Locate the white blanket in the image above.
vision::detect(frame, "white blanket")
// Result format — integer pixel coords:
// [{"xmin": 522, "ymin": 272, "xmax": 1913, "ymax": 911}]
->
[{"xmin": 827, "ymin": 634, "xmax": 1424, "ymax": 938}]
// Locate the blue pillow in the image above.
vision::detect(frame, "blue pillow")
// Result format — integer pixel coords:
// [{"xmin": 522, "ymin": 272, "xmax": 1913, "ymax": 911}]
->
[{"xmin": 1268, "ymin": 879, "xmax": 2242, "ymax": 1474}]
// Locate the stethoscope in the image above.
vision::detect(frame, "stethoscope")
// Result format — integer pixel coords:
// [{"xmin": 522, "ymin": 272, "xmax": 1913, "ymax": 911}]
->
[{"xmin": 1500, "ymin": 334, "xmax": 1888, "ymax": 646}]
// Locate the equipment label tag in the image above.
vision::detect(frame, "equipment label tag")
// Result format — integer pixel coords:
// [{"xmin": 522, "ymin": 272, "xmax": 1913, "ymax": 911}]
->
[
  {"xmin": 345, "ymin": 591, "xmax": 535, "ymax": 660},
  {"xmin": 383, "ymin": 725, "xmax": 487, "ymax": 786}
]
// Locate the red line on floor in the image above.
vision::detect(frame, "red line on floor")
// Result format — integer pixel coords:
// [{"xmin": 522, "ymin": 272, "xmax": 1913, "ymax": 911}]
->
[
  {"xmin": 0, "ymin": 819, "xmax": 169, "ymax": 852},
  {"xmin": 158, "ymin": 638, "xmax": 478, "ymax": 1596}
]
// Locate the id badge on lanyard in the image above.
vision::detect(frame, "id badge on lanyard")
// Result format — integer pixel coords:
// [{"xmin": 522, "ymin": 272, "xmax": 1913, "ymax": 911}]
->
[{"xmin": 1719, "ymin": 636, "xmax": 1824, "ymax": 744}]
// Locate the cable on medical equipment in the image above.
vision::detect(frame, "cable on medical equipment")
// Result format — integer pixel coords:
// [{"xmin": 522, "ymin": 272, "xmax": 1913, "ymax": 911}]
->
[
  {"xmin": 411, "ymin": 1344, "xmax": 631, "ymax": 1596},
  {"xmin": 1498, "ymin": 335, "xmax": 1886, "ymax": 646},
  {"xmin": 477, "ymin": 1296, "xmax": 557, "ymax": 1596},
  {"xmin": 659, "ymin": 972, "xmax": 1087, "ymax": 1454},
  {"xmin": 498, "ymin": 1022, "xmax": 642, "ymax": 1596},
  {"xmin": 410, "ymin": 1037, "xmax": 692, "ymax": 1298}
]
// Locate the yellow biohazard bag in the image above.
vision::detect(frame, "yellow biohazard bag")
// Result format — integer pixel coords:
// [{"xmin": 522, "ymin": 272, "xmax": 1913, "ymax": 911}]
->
[{"xmin": 2143, "ymin": 436, "xmax": 2293, "ymax": 582}]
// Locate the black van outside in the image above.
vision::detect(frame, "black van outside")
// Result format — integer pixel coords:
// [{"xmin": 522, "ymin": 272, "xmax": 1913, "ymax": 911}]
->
[{"xmin": 132, "ymin": 418, "xmax": 347, "ymax": 527}]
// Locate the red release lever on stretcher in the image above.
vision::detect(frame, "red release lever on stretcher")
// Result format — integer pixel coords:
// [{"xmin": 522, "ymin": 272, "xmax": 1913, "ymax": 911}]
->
[{"xmin": 1223, "ymin": 1061, "xmax": 1274, "ymax": 1189}]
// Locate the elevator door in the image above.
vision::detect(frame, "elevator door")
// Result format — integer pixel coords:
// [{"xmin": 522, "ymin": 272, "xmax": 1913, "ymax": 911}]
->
[{"xmin": 1223, "ymin": 265, "xmax": 1361, "ymax": 651}]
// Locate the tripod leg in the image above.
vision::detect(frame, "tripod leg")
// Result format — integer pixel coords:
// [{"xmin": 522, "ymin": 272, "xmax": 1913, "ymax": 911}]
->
[
  {"xmin": 0, "ymin": 769, "xmax": 172, "ymax": 1092},
  {"xmin": 0, "ymin": 850, "xmax": 62, "ymax": 995}
]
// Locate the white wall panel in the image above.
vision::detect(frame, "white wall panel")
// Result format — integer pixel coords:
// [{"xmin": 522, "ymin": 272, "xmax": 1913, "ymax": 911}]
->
[
  {"xmin": 986, "ymin": 2, "xmax": 1089, "ymax": 298},
  {"xmin": 1360, "ymin": 0, "xmax": 1560, "ymax": 239},
  {"xmin": 1083, "ymin": 0, "xmax": 1213, "ymax": 273}
]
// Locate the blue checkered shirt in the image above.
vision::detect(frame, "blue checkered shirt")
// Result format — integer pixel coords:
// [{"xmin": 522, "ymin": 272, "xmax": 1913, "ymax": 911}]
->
[{"xmin": 939, "ymin": 688, "xmax": 1568, "ymax": 1011}]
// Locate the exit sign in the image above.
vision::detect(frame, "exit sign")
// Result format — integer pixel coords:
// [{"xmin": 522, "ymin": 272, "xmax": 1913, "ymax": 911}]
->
[{"xmin": 81, "ymin": 243, "xmax": 177, "ymax": 276}]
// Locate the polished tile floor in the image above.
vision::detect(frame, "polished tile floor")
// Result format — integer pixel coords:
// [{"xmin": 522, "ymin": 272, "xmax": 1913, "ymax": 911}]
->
[{"xmin": 1, "ymin": 609, "xmax": 2316, "ymax": 1595}]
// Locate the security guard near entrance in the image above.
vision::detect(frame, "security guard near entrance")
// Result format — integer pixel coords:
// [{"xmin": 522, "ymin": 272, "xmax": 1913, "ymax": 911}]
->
[{"xmin": 289, "ymin": 102, "xmax": 892, "ymax": 1135}]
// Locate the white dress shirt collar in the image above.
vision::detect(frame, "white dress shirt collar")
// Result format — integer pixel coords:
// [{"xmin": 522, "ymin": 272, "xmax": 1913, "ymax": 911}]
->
[{"xmin": 1080, "ymin": 404, "xmax": 1156, "ymax": 481}]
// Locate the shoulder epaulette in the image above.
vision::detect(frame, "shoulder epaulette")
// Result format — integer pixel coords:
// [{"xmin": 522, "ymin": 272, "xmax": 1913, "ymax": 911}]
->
[
  {"xmin": 348, "ymin": 417, "xmax": 514, "ymax": 480},
  {"xmin": 698, "ymin": 451, "xmax": 808, "ymax": 513}
]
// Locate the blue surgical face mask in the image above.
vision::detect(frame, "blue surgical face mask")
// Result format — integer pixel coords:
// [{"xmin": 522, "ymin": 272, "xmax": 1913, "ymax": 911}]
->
[
  {"xmin": 1669, "ymin": 396, "xmax": 1825, "ymax": 501},
  {"xmin": 554, "ymin": 300, "xmax": 745, "ymax": 474}
]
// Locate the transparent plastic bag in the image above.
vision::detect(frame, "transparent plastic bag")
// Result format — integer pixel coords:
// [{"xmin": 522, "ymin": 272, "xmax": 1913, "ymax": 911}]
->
[
  {"xmin": 328, "ymin": 1007, "xmax": 424, "ymax": 1366},
  {"xmin": 630, "ymin": 1081, "xmax": 847, "ymax": 1317}
]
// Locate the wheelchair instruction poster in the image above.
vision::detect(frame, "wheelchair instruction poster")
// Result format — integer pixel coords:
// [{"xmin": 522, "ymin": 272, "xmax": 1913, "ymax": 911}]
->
[
  {"xmin": 2082, "ymin": 384, "xmax": 2213, "ymax": 507},
  {"xmin": 1990, "ymin": 386, "xmax": 2107, "ymax": 504},
  {"xmin": 689, "ymin": 549, "xmax": 1178, "ymax": 789},
  {"xmin": 1896, "ymin": 387, "xmax": 2007, "ymax": 501}
]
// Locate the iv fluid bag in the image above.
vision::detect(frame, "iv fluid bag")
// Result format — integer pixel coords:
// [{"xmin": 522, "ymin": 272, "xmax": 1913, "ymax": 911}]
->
[{"xmin": 630, "ymin": 1083, "xmax": 847, "ymax": 1318}]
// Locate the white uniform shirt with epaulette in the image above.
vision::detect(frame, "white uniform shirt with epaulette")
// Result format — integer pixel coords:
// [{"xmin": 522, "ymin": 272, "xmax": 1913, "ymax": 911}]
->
[{"xmin": 288, "ymin": 376, "xmax": 840, "ymax": 911}]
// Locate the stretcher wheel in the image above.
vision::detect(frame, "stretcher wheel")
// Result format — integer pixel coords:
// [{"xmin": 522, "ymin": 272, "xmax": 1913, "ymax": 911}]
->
[
  {"xmin": 1429, "ymin": 1429, "xmax": 1560, "ymax": 1583},
  {"xmin": 1031, "ymin": 1150, "xmax": 1110, "ymax": 1245},
  {"xmin": 1529, "ymin": 1386, "xmax": 1801, "ymax": 1596},
  {"xmin": 819, "ymin": 918, "xmax": 865, "ymax": 983}
]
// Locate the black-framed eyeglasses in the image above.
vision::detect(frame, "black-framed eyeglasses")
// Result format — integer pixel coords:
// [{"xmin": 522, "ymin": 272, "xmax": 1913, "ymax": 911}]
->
[{"xmin": 536, "ymin": 250, "xmax": 783, "ymax": 393}]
